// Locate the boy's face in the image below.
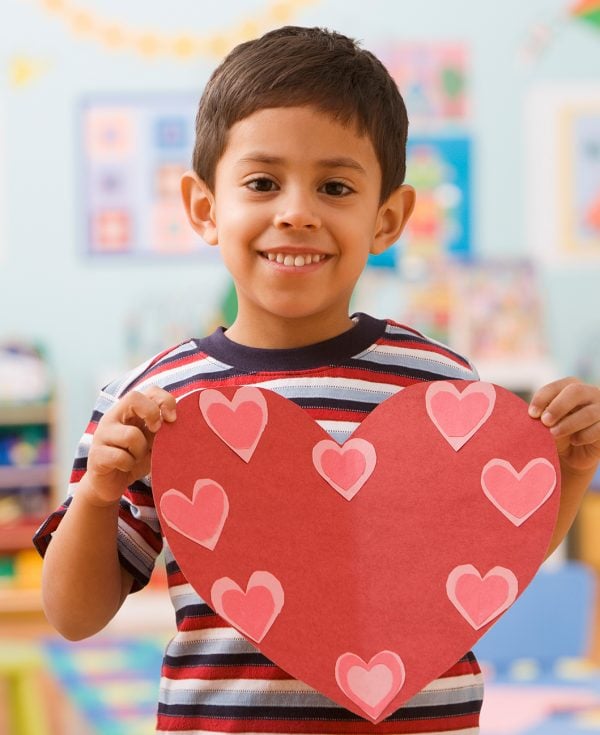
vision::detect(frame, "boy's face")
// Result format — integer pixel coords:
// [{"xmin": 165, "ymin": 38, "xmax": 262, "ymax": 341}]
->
[{"xmin": 183, "ymin": 106, "xmax": 414, "ymax": 347}]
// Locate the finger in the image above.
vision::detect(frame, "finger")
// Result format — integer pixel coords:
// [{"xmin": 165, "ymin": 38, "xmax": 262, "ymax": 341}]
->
[
  {"xmin": 104, "ymin": 424, "xmax": 150, "ymax": 461},
  {"xmin": 144, "ymin": 385, "xmax": 177, "ymax": 422},
  {"xmin": 117, "ymin": 391, "xmax": 165, "ymax": 432},
  {"xmin": 549, "ymin": 402, "xmax": 600, "ymax": 440},
  {"xmin": 569, "ymin": 420, "xmax": 600, "ymax": 448},
  {"xmin": 542, "ymin": 382, "xmax": 600, "ymax": 429},
  {"xmin": 89, "ymin": 444, "xmax": 137, "ymax": 475},
  {"xmin": 529, "ymin": 377, "xmax": 581, "ymax": 419}
]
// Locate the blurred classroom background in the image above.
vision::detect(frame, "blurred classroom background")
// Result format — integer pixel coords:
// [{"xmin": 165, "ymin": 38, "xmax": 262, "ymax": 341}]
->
[{"xmin": 1, "ymin": 0, "xmax": 600, "ymax": 733}]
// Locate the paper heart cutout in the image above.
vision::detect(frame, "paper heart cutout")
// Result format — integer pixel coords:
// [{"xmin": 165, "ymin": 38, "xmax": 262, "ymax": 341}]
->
[
  {"xmin": 152, "ymin": 381, "xmax": 560, "ymax": 722},
  {"xmin": 159, "ymin": 479, "xmax": 229, "ymax": 550},
  {"xmin": 446, "ymin": 564, "xmax": 518, "ymax": 630},
  {"xmin": 199, "ymin": 386, "xmax": 268, "ymax": 462},
  {"xmin": 481, "ymin": 458, "xmax": 557, "ymax": 526},
  {"xmin": 426, "ymin": 381, "xmax": 496, "ymax": 451},
  {"xmin": 335, "ymin": 651, "xmax": 406, "ymax": 722},
  {"xmin": 211, "ymin": 571, "xmax": 285, "ymax": 643},
  {"xmin": 313, "ymin": 438, "xmax": 376, "ymax": 500}
]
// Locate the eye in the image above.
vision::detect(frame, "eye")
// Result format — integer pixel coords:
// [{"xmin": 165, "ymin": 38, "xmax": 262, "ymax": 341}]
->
[
  {"xmin": 321, "ymin": 180, "xmax": 353, "ymax": 197},
  {"xmin": 246, "ymin": 177, "xmax": 278, "ymax": 192}
]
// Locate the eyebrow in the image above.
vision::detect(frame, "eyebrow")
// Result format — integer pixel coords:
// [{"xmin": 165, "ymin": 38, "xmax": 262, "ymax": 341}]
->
[{"xmin": 236, "ymin": 153, "xmax": 367, "ymax": 175}]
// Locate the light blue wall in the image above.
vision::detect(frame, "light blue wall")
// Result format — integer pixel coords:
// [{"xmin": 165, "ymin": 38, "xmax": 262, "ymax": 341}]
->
[{"xmin": 1, "ymin": 0, "xmax": 599, "ymax": 481}]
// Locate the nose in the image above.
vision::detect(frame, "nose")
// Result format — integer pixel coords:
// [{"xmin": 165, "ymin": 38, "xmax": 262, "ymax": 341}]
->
[{"xmin": 273, "ymin": 189, "xmax": 321, "ymax": 230}]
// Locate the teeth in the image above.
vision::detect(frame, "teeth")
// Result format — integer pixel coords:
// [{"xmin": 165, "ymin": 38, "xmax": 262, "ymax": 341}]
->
[{"xmin": 264, "ymin": 252, "xmax": 324, "ymax": 266}]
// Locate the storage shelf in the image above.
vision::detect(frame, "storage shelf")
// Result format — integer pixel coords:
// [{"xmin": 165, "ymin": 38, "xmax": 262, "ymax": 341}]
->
[
  {"xmin": 0, "ymin": 402, "xmax": 51, "ymax": 426},
  {"xmin": 0, "ymin": 464, "xmax": 53, "ymax": 489},
  {"xmin": 0, "ymin": 521, "xmax": 44, "ymax": 552},
  {"xmin": 0, "ymin": 587, "xmax": 43, "ymax": 614}
]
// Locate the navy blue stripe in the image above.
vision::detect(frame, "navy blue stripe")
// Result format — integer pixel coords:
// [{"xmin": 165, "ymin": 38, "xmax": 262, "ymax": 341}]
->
[
  {"xmin": 165, "ymin": 652, "xmax": 277, "ymax": 668},
  {"xmin": 157, "ymin": 699, "xmax": 482, "ymax": 721}
]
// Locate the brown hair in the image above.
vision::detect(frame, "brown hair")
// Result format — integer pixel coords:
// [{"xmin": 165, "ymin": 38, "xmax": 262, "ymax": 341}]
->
[{"xmin": 192, "ymin": 26, "xmax": 409, "ymax": 203}]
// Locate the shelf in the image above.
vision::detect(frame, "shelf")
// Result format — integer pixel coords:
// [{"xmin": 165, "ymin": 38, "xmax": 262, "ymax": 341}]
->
[
  {"xmin": 0, "ymin": 402, "xmax": 52, "ymax": 426},
  {"xmin": 0, "ymin": 522, "xmax": 44, "ymax": 552},
  {"xmin": 0, "ymin": 464, "xmax": 53, "ymax": 489},
  {"xmin": 0, "ymin": 587, "xmax": 43, "ymax": 615}
]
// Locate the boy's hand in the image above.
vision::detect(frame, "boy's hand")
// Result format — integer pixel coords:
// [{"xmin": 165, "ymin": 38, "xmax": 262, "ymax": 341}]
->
[
  {"xmin": 529, "ymin": 378, "xmax": 600, "ymax": 474},
  {"xmin": 85, "ymin": 387, "xmax": 177, "ymax": 506}
]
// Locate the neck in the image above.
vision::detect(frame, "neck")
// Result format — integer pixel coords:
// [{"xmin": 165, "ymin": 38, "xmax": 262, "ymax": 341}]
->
[{"xmin": 224, "ymin": 312, "xmax": 355, "ymax": 349}]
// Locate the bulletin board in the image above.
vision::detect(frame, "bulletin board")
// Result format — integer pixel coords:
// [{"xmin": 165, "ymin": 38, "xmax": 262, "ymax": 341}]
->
[{"xmin": 80, "ymin": 94, "xmax": 211, "ymax": 258}]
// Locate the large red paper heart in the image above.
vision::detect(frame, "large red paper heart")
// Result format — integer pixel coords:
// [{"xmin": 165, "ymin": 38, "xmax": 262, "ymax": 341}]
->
[{"xmin": 151, "ymin": 381, "xmax": 560, "ymax": 722}]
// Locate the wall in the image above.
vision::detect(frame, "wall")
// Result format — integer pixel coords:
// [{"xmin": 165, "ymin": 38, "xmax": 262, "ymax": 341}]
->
[{"xmin": 1, "ymin": 0, "xmax": 599, "ymax": 484}]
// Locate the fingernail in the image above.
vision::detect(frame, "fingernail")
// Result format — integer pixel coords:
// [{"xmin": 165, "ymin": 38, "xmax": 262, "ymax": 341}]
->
[
  {"xmin": 529, "ymin": 405, "xmax": 541, "ymax": 418},
  {"xmin": 541, "ymin": 411, "xmax": 554, "ymax": 426},
  {"xmin": 550, "ymin": 425, "xmax": 561, "ymax": 436}
]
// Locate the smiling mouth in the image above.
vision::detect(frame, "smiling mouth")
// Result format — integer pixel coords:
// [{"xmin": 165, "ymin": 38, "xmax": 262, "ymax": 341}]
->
[{"xmin": 260, "ymin": 252, "xmax": 329, "ymax": 267}]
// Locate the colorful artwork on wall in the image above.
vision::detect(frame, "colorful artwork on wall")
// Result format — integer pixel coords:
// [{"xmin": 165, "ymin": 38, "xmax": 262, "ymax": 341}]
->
[
  {"xmin": 81, "ymin": 95, "xmax": 211, "ymax": 257},
  {"xmin": 367, "ymin": 136, "xmax": 472, "ymax": 270},
  {"xmin": 380, "ymin": 42, "xmax": 469, "ymax": 127},
  {"xmin": 572, "ymin": 0, "xmax": 600, "ymax": 31},
  {"xmin": 527, "ymin": 84, "xmax": 600, "ymax": 264},
  {"xmin": 367, "ymin": 43, "xmax": 471, "ymax": 270},
  {"xmin": 562, "ymin": 107, "xmax": 600, "ymax": 254}
]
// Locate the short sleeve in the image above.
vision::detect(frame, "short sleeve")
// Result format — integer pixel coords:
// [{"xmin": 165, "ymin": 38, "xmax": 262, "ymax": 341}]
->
[{"xmin": 32, "ymin": 381, "xmax": 163, "ymax": 594}]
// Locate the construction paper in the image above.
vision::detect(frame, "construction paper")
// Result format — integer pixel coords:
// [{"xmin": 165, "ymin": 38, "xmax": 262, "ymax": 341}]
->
[
  {"xmin": 211, "ymin": 571, "xmax": 285, "ymax": 643},
  {"xmin": 426, "ymin": 381, "xmax": 496, "ymax": 450},
  {"xmin": 160, "ymin": 479, "xmax": 229, "ymax": 550},
  {"xmin": 199, "ymin": 386, "xmax": 268, "ymax": 462},
  {"xmin": 151, "ymin": 380, "xmax": 560, "ymax": 722},
  {"xmin": 481, "ymin": 458, "xmax": 557, "ymax": 526},
  {"xmin": 312, "ymin": 438, "xmax": 377, "ymax": 500},
  {"xmin": 335, "ymin": 651, "xmax": 406, "ymax": 722},
  {"xmin": 446, "ymin": 564, "xmax": 518, "ymax": 630}
]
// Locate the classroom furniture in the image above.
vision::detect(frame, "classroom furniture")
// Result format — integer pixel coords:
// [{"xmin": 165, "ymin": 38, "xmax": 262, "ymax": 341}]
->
[
  {"xmin": 0, "ymin": 640, "xmax": 51, "ymax": 735},
  {"xmin": 0, "ymin": 399, "xmax": 57, "ymax": 617},
  {"xmin": 475, "ymin": 561, "xmax": 600, "ymax": 734}
]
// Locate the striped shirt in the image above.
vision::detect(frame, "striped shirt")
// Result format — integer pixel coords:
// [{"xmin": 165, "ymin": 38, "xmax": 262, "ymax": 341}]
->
[{"xmin": 34, "ymin": 313, "xmax": 484, "ymax": 734}]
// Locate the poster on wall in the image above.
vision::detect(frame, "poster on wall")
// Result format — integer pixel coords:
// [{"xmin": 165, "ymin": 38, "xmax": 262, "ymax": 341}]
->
[
  {"xmin": 527, "ymin": 84, "xmax": 600, "ymax": 264},
  {"xmin": 80, "ymin": 94, "xmax": 211, "ymax": 257},
  {"xmin": 369, "ymin": 135, "xmax": 472, "ymax": 270},
  {"xmin": 367, "ymin": 42, "xmax": 472, "ymax": 270},
  {"xmin": 0, "ymin": 102, "xmax": 4, "ymax": 263},
  {"xmin": 380, "ymin": 42, "xmax": 470, "ymax": 127}
]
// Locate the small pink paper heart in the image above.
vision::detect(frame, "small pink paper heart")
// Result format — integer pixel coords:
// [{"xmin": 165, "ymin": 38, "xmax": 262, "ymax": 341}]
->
[
  {"xmin": 446, "ymin": 564, "xmax": 518, "ymax": 630},
  {"xmin": 160, "ymin": 479, "xmax": 229, "ymax": 550},
  {"xmin": 211, "ymin": 571, "xmax": 284, "ymax": 643},
  {"xmin": 312, "ymin": 438, "xmax": 376, "ymax": 500},
  {"xmin": 199, "ymin": 387, "xmax": 268, "ymax": 462},
  {"xmin": 481, "ymin": 458, "xmax": 557, "ymax": 526},
  {"xmin": 426, "ymin": 381, "xmax": 496, "ymax": 451},
  {"xmin": 335, "ymin": 651, "xmax": 406, "ymax": 722}
]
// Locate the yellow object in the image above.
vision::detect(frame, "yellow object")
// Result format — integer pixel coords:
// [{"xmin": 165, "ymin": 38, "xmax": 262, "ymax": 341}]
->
[
  {"xmin": 9, "ymin": 55, "xmax": 52, "ymax": 88},
  {"xmin": 14, "ymin": 549, "xmax": 43, "ymax": 589},
  {"xmin": 0, "ymin": 642, "xmax": 50, "ymax": 735},
  {"xmin": 22, "ymin": 0, "xmax": 320, "ymax": 59}
]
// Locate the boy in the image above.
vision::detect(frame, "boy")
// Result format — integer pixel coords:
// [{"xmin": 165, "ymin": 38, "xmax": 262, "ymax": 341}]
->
[{"xmin": 35, "ymin": 26, "xmax": 600, "ymax": 734}]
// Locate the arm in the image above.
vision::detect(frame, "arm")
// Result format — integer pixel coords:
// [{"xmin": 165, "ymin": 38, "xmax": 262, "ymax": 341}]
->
[
  {"xmin": 528, "ymin": 378, "xmax": 600, "ymax": 558},
  {"xmin": 42, "ymin": 387, "xmax": 176, "ymax": 640}
]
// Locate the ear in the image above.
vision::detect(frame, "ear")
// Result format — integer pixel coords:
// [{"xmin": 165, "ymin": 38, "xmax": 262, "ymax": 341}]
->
[
  {"xmin": 181, "ymin": 170, "xmax": 218, "ymax": 245},
  {"xmin": 370, "ymin": 185, "xmax": 416, "ymax": 255}
]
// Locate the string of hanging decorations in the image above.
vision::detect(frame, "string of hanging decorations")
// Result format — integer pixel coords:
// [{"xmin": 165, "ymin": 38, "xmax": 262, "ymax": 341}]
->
[{"xmin": 21, "ymin": 0, "xmax": 320, "ymax": 59}]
